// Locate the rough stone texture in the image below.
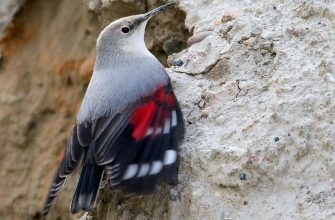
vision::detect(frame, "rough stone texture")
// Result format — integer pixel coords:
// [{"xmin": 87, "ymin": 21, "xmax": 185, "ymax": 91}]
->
[
  {"xmin": 0, "ymin": 1, "xmax": 101, "ymax": 219},
  {"xmin": 0, "ymin": 0, "xmax": 334, "ymax": 220}
]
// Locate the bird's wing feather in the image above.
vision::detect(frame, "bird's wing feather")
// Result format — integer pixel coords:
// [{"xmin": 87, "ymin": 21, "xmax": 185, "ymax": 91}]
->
[
  {"xmin": 41, "ymin": 126, "xmax": 84, "ymax": 219},
  {"xmin": 92, "ymin": 83, "xmax": 184, "ymax": 192}
]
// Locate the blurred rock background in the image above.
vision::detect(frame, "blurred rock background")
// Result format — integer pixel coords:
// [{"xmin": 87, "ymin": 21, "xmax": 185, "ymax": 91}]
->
[{"xmin": 0, "ymin": 0, "xmax": 334, "ymax": 220}]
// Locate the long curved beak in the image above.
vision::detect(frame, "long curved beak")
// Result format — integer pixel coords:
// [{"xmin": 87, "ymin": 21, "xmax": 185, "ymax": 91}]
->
[{"xmin": 143, "ymin": 2, "xmax": 176, "ymax": 21}]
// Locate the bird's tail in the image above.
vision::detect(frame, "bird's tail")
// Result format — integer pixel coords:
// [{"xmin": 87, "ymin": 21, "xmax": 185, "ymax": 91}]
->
[
  {"xmin": 70, "ymin": 162, "xmax": 104, "ymax": 214},
  {"xmin": 41, "ymin": 168, "xmax": 67, "ymax": 220},
  {"xmin": 41, "ymin": 126, "xmax": 84, "ymax": 220}
]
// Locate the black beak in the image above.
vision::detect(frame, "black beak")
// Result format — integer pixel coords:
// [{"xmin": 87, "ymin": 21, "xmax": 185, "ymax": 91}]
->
[{"xmin": 143, "ymin": 2, "xmax": 176, "ymax": 21}]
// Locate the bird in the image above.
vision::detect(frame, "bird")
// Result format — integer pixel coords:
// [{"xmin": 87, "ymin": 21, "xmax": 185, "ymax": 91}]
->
[{"xmin": 41, "ymin": 2, "xmax": 184, "ymax": 219}]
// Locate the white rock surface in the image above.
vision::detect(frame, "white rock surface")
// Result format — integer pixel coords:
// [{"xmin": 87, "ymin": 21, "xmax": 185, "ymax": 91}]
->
[
  {"xmin": 91, "ymin": 0, "xmax": 335, "ymax": 219},
  {"xmin": 169, "ymin": 0, "xmax": 335, "ymax": 219}
]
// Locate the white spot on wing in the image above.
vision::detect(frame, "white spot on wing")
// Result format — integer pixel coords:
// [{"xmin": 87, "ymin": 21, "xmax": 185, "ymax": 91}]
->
[
  {"xmin": 122, "ymin": 164, "xmax": 138, "ymax": 180},
  {"xmin": 146, "ymin": 127, "xmax": 153, "ymax": 136},
  {"xmin": 155, "ymin": 127, "xmax": 162, "ymax": 134},
  {"xmin": 149, "ymin": 161, "xmax": 163, "ymax": 175},
  {"xmin": 137, "ymin": 163, "xmax": 150, "ymax": 177},
  {"xmin": 163, "ymin": 150, "xmax": 177, "ymax": 165},
  {"xmin": 171, "ymin": 110, "xmax": 177, "ymax": 127},
  {"xmin": 163, "ymin": 119, "xmax": 170, "ymax": 134}
]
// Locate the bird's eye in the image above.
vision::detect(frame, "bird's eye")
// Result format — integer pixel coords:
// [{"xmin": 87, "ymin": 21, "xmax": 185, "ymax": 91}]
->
[{"xmin": 121, "ymin": 26, "xmax": 130, "ymax": 33}]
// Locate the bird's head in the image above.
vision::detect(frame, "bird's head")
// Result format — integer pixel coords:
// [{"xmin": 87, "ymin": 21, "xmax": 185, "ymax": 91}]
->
[{"xmin": 96, "ymin": 2, "xmax": 175, "ymax": 59}]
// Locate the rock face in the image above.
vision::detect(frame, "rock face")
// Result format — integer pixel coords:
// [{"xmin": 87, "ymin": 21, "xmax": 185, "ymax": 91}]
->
[
  {"xmin": 0, "ymin": 0, "xmax": 334, "ymax": 220},
  {"xmin": 0, "ymin": 1, "xmax": 101, "ymax": 219},
  {"xmin": 166, "ymin": 1, "xmax": 335, "ymax": 219}
]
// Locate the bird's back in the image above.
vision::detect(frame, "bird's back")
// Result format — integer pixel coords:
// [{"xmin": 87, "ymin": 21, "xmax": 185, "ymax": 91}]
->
[{"xmin": 77, "ymin": 57, "xmax": 169, "ymax": 123}]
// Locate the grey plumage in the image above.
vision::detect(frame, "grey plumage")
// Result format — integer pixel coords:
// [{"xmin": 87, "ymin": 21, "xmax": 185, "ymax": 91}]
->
[
  {"xmin": 77, "ymin": 60, "xmax": 168, "ymax": 123},
  {"xmin": 77, "ymin": 14, "xmax": 169, "ymax": 123}
]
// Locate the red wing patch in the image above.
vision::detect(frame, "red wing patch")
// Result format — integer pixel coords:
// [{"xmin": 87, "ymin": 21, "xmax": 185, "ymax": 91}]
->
[
  {"xmin": 130, "ymin": 86, "xmax": 177, "ymax": 141},
  {"xmin": 131, "ymin": 102, "xmax": 157, "ymax": 140}
]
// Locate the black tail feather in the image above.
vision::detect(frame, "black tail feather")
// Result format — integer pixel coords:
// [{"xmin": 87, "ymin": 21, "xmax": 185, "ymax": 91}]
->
[
  {"xmin": 41, "ymin": 126, "xmax": 84, "ymax": 220},
  {"xmin": 41, "ymin": 173, "xmax": 67, "ymax": 220},
  {"xmin": 70, "ymin": 162, "xmax": 103, "ymax": 213}
]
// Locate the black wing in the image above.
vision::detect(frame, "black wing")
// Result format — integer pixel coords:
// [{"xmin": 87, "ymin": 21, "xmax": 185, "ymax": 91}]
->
[
  {"xmin": 94, "ymin": 84, "xmax": 184, "ymax": 193},
  {"xmin": 43, "ymin": 83, "xmax": 185, "ymax": 217}
]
